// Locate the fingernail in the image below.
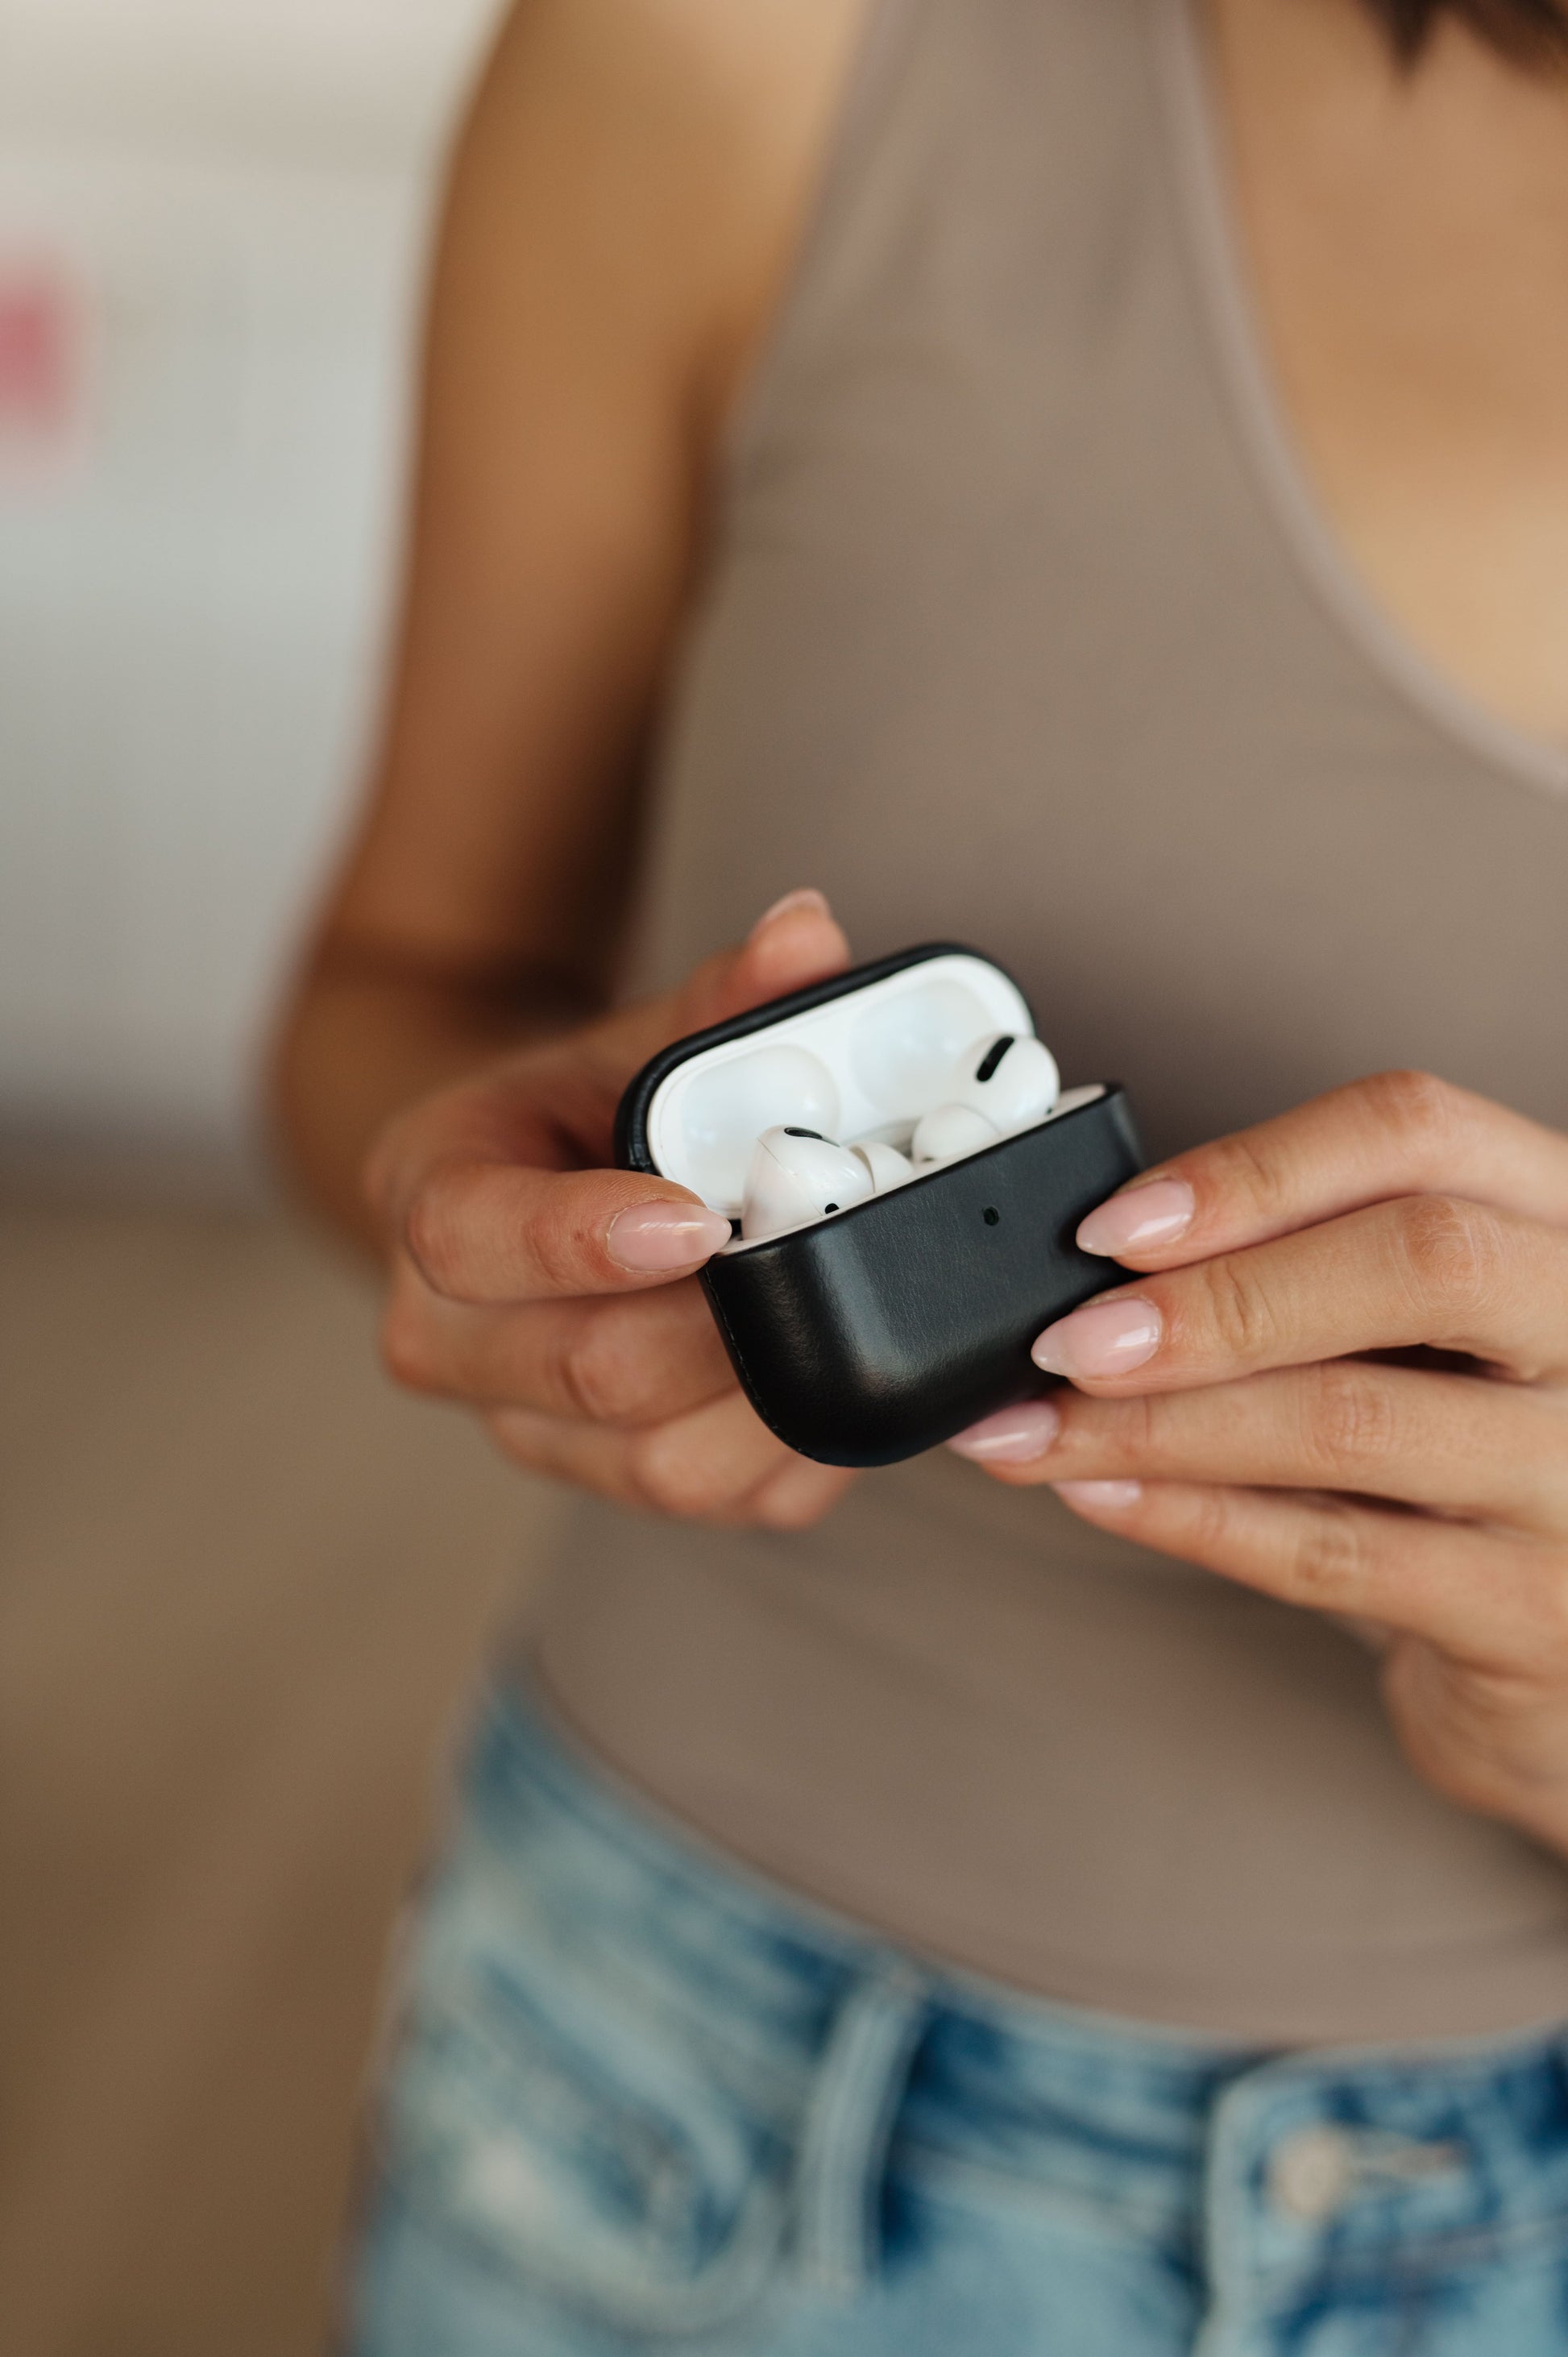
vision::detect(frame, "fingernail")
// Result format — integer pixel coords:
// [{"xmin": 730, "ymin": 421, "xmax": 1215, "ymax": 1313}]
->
[
  {"xmin": 748, "ymin": 887, "xmax": 831, "ymax": 939},
  {"xmin": 1054, "ymin": 1479, "xmax": 1143, "ymax": 1512},
  {"xmin": 948, "ymin": 1398, "xmax": 1061, "ymax": 1465},
  {"xmin": 1032, "ymin": 1296, "xmax": 1162, "ymax": 1380},
  {"xmin": 1076, "ymin": 1178, "xmax": 1195, "ymax": 1259},
  {"xmin": 608, "ymin": 1201, "xmax": 733, "ymax": 1273}
]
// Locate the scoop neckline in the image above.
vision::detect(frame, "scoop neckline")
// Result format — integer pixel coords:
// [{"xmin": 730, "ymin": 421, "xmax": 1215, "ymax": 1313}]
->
[{"xmin": 1152, "ymin": 0, "xmax": 1568, "ymax": 805}]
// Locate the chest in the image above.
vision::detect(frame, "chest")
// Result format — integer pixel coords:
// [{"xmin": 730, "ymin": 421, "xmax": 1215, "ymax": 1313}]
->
[
  {"xmin": 638, "ymin": 0, "xmax": 1568, "ymax": 1159},
  {"xmin": 1210, "ymin": 0, "xmax": 1568, "ymax": 745}
]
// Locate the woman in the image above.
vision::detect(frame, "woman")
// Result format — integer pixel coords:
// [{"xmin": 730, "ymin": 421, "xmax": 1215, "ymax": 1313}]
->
[{"xmin": 275, "ymin": 0, "xmax": 1568, "ymax": 2348}]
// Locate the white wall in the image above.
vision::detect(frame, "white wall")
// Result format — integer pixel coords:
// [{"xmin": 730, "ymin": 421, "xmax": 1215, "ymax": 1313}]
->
[{"xmin": 0, "ymin": 0, "xmax": 504, "ymax": 1189}]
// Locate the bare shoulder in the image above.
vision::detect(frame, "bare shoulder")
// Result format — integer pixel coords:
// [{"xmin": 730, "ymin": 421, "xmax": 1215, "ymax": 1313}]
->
[
  {"xmin": 483, "ymin": 0, "xmax": 866, "ymax": 121},
  {"xmin": 458, "ymin": 0, "xmax": 872, "ymax": 405}
]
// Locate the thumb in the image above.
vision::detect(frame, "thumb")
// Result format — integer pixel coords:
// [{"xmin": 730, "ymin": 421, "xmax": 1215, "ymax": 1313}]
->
[{"xmin": 679, "ymin": 889, "xmax": 851, "ymax": 1033}]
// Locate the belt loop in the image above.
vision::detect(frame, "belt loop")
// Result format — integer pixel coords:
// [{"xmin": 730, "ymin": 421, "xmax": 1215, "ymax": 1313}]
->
[{"xmin": 790, "ymin": 1961, "xmax": 930, "ymax": 2298}]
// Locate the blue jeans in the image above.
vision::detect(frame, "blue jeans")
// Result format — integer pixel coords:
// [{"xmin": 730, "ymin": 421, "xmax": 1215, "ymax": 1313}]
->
[{"xmin": 350, "ymin": 1685, "xmax": 1568, "ymax": 2356}]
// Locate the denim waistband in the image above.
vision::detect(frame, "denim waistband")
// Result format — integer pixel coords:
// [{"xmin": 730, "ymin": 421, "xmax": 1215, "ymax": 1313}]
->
[{"xmin": 433, "ymin": 1680, "xmax": 1568, "ymax": 2305}]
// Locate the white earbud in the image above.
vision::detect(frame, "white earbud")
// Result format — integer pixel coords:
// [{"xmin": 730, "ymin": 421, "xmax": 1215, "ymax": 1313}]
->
[
  {"xmin": 741, "ymin": 1127, "xmax": 913, "ymax": 1241},
  {"xmin": 742, "ymin": 1127, "xmax": 871, "ymax": 1240},
  {"xmin": 738, "ymin": 1033, "xmax": 1055, "ymax": 1232},
  {"xmin": 852, "ymin": 1139, "xmax": 915, "ymax": 1193},
  {"xmin": 911, "ymin": 1032, "xmax": 1060, "ymax": 1164}
]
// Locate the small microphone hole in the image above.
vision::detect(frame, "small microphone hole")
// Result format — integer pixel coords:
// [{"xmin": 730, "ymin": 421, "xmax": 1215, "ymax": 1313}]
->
[
  {"xmin": 983, "ymin": 1206, "xmax": 1000, "ymax": 1226},
  {"xmin": 824, "ymin": 1202, "xmax": 840, "ymax": 1214}
]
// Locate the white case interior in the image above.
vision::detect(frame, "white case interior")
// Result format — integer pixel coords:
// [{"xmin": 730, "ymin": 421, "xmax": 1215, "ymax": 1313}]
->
[{"xmin": 643, "ymin": 951, "xmax": 1105, "ymax": 1244}]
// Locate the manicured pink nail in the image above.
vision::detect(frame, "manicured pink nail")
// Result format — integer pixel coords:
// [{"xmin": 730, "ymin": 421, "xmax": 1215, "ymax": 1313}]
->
[
  {"xmin": 948, "ymin": 1399, "xmax": 1061, "ymax": 1465},
  {"xmin": 748, "ymin": 887, "xmax": 831, "ymax": 939},
  {"xmin": 1031, "ymin": 1297, "xmax": 1162, "ymax": 1380},
  {"xmin": 608, "ymin": 1201, "xmax": 733, "ymax": 1273},
  {"xmin": 1054, "ymin": 1479, "xmax": 1143, "ymax": 1512},
  {"xmin": 1076, "ymin": 1178, "xmax": 1195, "ymax": 1259}
]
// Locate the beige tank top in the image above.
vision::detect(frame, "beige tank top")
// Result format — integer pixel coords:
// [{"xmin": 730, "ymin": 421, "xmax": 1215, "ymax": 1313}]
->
[{"xmin": 517, "ymin": 0, "xmax": 1568, "ymax": 2043}]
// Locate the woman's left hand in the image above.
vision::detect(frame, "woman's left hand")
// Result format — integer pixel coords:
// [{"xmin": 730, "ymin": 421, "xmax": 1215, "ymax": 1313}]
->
[{"xmin": 950, "ymin": 1071, "xmax": 1568, "ymax": 1855}]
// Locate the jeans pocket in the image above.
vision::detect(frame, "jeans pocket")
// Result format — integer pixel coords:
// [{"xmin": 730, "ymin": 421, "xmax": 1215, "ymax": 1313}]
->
[{"xmin": 377, "ymin": 1878, "xmax": 792, "ymax": 2336}]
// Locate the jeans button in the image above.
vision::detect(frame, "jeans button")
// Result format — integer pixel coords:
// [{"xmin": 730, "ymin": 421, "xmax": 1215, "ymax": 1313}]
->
[{"xmin": 1267, "ymin": 2124, "xmax": 1357, "ymax": 2222}]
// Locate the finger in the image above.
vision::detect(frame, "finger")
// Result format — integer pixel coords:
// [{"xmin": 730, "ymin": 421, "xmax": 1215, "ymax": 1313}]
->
[
  {"xmin": 1048, "ymin": 1475, "xmax": 1566, "ymax": 1668},
  {"xmin": 956, "ymin": 1363, "xmax": 1568, "ymax": 1536},
  {"xmin": 382, "ymin": 1265, "xmax": 738, "ymax": 1425},
  {"xmin": 1032, "ymin": 1197, "xmax": 1568, "ymax": 1394},
  {"xmin": 1379, "ymin": 1633, "xmax": 1568, "ymax": 1835},
  {"xmin": 394, "ymin": 1160, "xmax": 733, "ymax": 1305},
  {"xmin": 485, "ymin": 1387, "xmax": 811, "ymax": 1525},
  {"xmin": 1076, "ymin": 1072, "xmax": 1568, "ymax": 1272},
  {"xmin": 745, "ymin": 1453, "xmax": 858, "ymax": 1531},
  {"xmin": 368, "ymin": 890, "xmax": 852, "ymax": 1244}
]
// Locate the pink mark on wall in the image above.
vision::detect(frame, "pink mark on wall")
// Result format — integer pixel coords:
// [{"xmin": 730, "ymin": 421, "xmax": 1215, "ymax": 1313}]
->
[{"xmin": 0, "ymin": 256, "xmax": 93, "ymax": 487}]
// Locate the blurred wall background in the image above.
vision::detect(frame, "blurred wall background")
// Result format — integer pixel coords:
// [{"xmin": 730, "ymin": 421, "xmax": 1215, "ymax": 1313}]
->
[
  {"xmin": 0, "ymin": 0, "xmax": 500, "ymax": 1189},
  {"xmin": 0, "ymin": 8, "xmax": 568, "ymax": 2354}
]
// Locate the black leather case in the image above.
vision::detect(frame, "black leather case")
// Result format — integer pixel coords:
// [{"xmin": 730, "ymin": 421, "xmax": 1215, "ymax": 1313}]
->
[{"xmin": 616, "ymin": 945, "xmax": 1143, "ymax": 1468}]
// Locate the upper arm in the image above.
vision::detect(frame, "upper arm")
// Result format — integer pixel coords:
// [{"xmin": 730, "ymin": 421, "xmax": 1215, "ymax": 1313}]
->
[{"xmin": 315, "ymin": 0, "xmax": 867, "ymax": 1002}]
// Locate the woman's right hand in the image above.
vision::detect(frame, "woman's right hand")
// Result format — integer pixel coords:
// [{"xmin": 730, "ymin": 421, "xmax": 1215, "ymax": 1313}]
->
[{"xmin": 364, "ymin": 892, "xmax": 858, "ymax": 1531}]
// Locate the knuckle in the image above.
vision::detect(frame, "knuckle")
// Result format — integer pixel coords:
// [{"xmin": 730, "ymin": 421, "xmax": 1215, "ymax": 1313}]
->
[
  {"xmin": 1208, "ymin": 1127, "xmax": 1293, "ymax": 1226},
  {"xmin": 1304, "ymin": 1360, "xmax": 1399, "ymax": 1477},
  {"xmin": 754, "ymin": 1469, "xmax": 843, "ymax": 1532},
  {"xmin": 628, "ymin": 1426, "xmax": 735, "ymax": 1522},
  {"xmin": 1115, "ymin": 1389, "xmax": 1168, "ymax": 1468},
  {"xmin": 558, "ymin": 1314, "xmax": 648, "ymax": 1425},
  {"xmin": 1393, "ymin": 1194, "xmax": 1505, "ymax": 1318},
  {"xmin": 1186, "ymin": 1483, "xmax": 1238, "ymax": 1558},
  {"xmin": 1197, "ymin": 1253, "xmax": 1278, "ymax": 1363},
  {"xmin": 483, "ymin": 1410, "xmax": 539, "ymax": 1472},
  {"xmin": 380, "ymin": 1297, "xmax": 442, "ymax": 1395},
  {"xmin": 1360, "ymin": 1068, "xmax": 1462, "ymax": 1156},
  {"xmin": 1287, "ymin": 1498, "xmax": 1371, "ymax": 1608},
  {"xmin": 401, "ymin": 1170, "xmax": 467, "ymax": 1297}
]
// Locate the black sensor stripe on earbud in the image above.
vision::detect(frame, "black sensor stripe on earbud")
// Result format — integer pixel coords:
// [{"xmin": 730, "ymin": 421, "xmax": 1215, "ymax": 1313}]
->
[
  {"xmin": 973, "ymin": 1035, "xmax": 1014, "ymax": 1085},
  {"xmin": 783, "ymin": 1127, "xmax": 824, "ymax": 1139}
]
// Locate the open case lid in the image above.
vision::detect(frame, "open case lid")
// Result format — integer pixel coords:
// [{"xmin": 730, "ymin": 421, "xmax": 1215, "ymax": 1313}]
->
[{"xmin": 616, "ymin": 944, "xmax": 1037, "ymax": 1219}]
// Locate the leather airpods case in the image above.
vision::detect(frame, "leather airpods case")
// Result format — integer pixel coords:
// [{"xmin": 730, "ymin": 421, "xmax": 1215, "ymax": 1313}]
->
[{"xmin": 615, "ymin": 944, "xmax": 1143, "ymax": 1468}]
